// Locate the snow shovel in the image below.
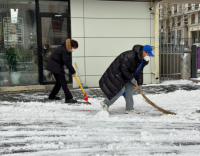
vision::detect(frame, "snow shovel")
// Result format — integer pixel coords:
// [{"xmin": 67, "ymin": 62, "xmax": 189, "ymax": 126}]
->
[
  {"xmin": 74, "ymin": 75, "xmax": 91, "ymax": 104},
  {"xmin": 134, "ymin": 83, "xmax": 176, "ymax": 115},
  {"xmin": 75, "ymin": 62, "xmax": 88, "ymax": 88}
]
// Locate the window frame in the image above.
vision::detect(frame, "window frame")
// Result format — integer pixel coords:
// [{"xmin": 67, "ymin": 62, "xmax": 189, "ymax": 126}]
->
[
  {"xmin": 188, "ymin": 4, "xmax": 192, "ymax": 11},
  {"xmin": 177, "ymin": 16, "xmax": 181, "ymax": 26},
  {"xmin": 191, "ymin": 14, "xmax": 195, "ymax": 24},
  {"xmin": 174, "ymin": 4, "xmax": 177, "ymax": 14},
  {"xmin": 195, "ymin": 4, "xmax": 199, "ymax": 10},
  {"xmin": 199, "ymin": 12, "xmax": 200, "ymax": 23}
]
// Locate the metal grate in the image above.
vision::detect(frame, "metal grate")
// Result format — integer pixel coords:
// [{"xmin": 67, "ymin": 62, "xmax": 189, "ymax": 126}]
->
[{"xmin": 159, "ymin": 29, "xmax": 184, "ymax": 81}]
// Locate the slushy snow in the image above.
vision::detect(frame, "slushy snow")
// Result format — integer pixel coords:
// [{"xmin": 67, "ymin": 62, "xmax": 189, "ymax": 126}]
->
[{"xmin": 0, "ymin": 83, "xmax": 200, "ymax": 155}]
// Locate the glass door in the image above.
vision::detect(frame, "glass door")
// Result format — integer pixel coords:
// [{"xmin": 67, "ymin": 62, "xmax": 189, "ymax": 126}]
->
[{"xmin": 37, "ymin": 12, "xmax": 71, "ymax": 84}]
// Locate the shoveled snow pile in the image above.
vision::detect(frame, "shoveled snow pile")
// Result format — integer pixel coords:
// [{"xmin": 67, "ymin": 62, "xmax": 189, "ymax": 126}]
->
[{"xmin": 95, "ymin": 110, "xmax": 109, "ymax": 120}]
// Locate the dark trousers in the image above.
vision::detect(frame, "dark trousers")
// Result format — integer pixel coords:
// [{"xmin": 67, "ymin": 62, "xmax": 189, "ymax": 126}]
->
[{"xmin": 49, "ymin": 73, "xmax": 73, "ymax": 99}]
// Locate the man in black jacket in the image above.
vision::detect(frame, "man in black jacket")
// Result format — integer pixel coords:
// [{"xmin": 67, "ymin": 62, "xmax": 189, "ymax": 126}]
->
[
  {"xmin": 99, "ymin": 45, "xmax": 154, "ymax": 114},
  {"xmin": 46, "ymin": 39, "xmax": 78, "ymax": 103}
]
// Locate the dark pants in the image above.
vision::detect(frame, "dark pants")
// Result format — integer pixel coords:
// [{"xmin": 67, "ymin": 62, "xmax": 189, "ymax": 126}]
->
[{"xmin": 49, "ymin": 73, "xmax": 73, "ymax": 100}]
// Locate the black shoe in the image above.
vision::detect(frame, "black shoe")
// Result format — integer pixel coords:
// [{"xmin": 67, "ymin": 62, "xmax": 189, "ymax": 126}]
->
[
  {"xmin": 65, "ymin": 99, "xmax": 77, "ymax": 103},
  {"xmin": 49, "ymin": 96, "xmax": 62, "ymax": 100}
]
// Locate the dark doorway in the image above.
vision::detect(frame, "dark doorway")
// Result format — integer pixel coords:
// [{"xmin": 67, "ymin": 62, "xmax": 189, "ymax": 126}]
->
[{"xmin": 36, "ymin": 0, "xmax": 71, "ymax": 85}]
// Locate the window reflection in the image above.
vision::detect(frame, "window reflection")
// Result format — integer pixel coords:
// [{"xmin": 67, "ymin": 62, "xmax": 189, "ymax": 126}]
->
[{"xmin": 0, "ymin": 0, "xmax": 38, "ymax": 86}]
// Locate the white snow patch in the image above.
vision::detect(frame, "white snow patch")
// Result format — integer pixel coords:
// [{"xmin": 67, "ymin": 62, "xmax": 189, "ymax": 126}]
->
[
  {"xmin": 141, "ymin": 131, "xmax": 153, "ymax": 139},
  {"xmin": 95, "ymin": 110, "xmax": 109, "ymax": 120},
  {"xmin": 191, "ymin": 77, "xmax": 200, "ymax": 80},
  {"xmin": 144, "ymin": 80, "xmax": 197, "ymax": 86},
  {"xmin": 183, "ymin": 53, "xmax": 190, "ymax": 59},
  {"xmin": 1, "ymin": 89, "xmax": 200, "ymax": 155},
  {"xmin": 161, "ymin": 80, "xmax": 193, "ymax": 85}
]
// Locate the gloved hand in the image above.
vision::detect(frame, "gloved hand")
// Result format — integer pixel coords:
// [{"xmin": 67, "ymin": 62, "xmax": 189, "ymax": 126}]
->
[
  {"xmin": 131, "ymin": 78, "xmax": 137, "ymax": 84},
  {"xmin": 138, "ymin": 85, "xmax": 142, "ymax": 93}
]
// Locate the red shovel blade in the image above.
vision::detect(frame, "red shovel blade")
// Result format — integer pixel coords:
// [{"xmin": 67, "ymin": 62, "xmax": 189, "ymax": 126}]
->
[{"xmin": 84, "ymin": 93, "xmax": 91, "ymax": 104}]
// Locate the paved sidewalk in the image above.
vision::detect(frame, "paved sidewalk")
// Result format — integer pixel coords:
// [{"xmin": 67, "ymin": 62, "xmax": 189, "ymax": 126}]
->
[{"xmin": 1, "ymin": 84, "xmax": 200, "ymax": 103}]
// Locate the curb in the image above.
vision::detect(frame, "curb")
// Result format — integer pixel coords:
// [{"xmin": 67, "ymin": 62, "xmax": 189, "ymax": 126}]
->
[
  {"xmin": 190, "ymin": 79, "xmax": 200, "ymax": 83},
  {"xmin": 0, "ymin": 84, "xmax": 73, "ymax": 94}
]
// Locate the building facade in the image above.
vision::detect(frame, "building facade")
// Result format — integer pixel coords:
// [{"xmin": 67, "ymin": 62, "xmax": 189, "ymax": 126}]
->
[
  {"xmin": 0, "ymin": 0, "xmax": 159, "ymax": 89},
  {"xmin": 159, "ymin": 3, "xmax": 200, "ymax": 49}
]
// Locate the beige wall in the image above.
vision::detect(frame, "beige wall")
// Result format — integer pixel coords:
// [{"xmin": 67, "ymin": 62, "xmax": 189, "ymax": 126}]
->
[{"xmin": 71, "ymin": 0, "xmax": 157, "ymax": 88}]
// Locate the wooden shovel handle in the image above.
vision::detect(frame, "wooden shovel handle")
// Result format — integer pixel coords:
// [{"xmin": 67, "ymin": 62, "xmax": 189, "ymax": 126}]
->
[{"xmin": 134, "ymin": 83, "xmax": 176, "ymax": 115}]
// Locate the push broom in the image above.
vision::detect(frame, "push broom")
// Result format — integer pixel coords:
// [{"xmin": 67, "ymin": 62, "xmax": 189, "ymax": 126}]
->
[
  {"xmin": 134, "ymin": 83, "xmax": 176, "ymax": 115},
  {"xmin": 121, "ymin": 59, "xmax": 175, "ymax": 115}
]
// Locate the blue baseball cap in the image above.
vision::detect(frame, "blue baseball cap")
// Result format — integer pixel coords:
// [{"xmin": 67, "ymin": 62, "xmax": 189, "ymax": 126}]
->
[{"xmin": 143, "ymin": 45, "xmax": 154, "ymax": 57}]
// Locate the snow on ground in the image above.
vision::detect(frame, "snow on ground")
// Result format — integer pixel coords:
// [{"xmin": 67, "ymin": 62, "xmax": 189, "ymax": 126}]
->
[
  {"xmin": 191, "ymin": 77, "xmax": 200, "ymax": 81},
  {"xmin": 0, "ymin": 89, "xmax": 200, "ymax": 156},
  {"xmin": 144, "ymin": 80, "xmax": 194, "ymax": 87},
  {"xmin": 160, "ymin": 80, "xmax": 193, "ymax": 85}
]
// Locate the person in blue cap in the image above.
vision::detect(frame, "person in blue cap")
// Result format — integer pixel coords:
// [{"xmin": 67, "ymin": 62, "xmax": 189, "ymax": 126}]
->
[{"xmin": 99, "ymin": 45, "xmax": 154, "ymax": 114}]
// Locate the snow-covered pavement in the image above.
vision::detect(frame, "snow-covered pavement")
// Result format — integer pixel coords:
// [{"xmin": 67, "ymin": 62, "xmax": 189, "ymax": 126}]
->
[{"xmin": 1, "ymin": 81, "xmax": 200, "ymax": 156}]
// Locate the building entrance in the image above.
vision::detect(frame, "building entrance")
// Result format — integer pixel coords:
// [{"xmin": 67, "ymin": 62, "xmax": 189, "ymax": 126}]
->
[{"xmin": 36, "ymin": 0, "xmax": 71, "ymax": 85}]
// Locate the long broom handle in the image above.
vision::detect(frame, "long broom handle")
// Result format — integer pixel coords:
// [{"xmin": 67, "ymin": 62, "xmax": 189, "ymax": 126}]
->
[
  {"xmin": 75, "ymin": 75, "xmax": 85, "ymax": 94},
  {"xmin": 75, "ymin": 62, "xmax": 78, "ymax": 71},
  {"xmin": 134, "ymin": 83, "xmax": 176, "ymax": 115}
]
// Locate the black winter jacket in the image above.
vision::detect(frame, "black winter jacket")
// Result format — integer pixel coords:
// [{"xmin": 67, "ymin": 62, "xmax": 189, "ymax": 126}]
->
[
  {"xmin": 46, "ymin": 42, "xmax": 76, "ymax": 75},
  {"xmin": 99, "ymin": 45, "xmax": 148, "ymax": 100}
]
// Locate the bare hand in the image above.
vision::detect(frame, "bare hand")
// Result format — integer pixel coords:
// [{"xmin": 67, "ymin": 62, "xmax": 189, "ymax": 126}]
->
[{"xmin": 72, "ymin": 73, "xmax": 76, "ymax": 77}]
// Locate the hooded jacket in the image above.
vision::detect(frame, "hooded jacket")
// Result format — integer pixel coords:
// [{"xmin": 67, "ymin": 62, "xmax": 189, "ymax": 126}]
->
[
  {"xmin": 46, "ymin": 39, "xmax": 76, "ymax": 75},
  {"xmin": 99, "ymin": 45, "xmax": 148, "ymax": 100}
]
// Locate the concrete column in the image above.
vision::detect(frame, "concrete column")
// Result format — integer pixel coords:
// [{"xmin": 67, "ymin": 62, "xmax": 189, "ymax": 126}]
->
[{"xmin": 181, "ymin": 53, "xmax": 191, "ymax": 79}]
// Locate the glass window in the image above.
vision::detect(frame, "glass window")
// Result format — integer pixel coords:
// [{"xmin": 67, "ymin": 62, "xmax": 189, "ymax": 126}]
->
[
  {"xmin": 172, "ymin": 18, "xmax": 175, "ymax": 26},
  {"xmin": 177, "ymin": 30, "xmax": 182, "ymax": 46},
  {"xmin": 195, "ymin": 4, "xmax": 199, "ymax": 10},
  {"xmin": 184, "ymin": 15, "xmax": 188, "ymax": 25},
  {"xmin": 0, "ymin": 0, "xmax": 38, "ymax": 86},
  {"xmin": 172, "ymin": 31, "xmax": 175, "ymax": 43},
  {"xmin": 39, "ymin": 1, "xmax": 69, "ymax": 13},
  {"xmin": 168, "ymin": 10, "xmax": 172, "ymax": 16},
  {"xmin": 179, "ymin": 4, "xmax": 182, "ymax": 13},
  {"xmin": 178, "ymin": 16, "xmax": 181, "ymax": 26},
  {"xmin": 161, "ymin": 21, "xmax": 163, "ymax": 29},
  {"xmin": 188, "ymin": 4, "xmax": 192, "ymax": 11},
  {"xmin": 191, "ymin": 14, "xmax": 195, "ymax": 24},
  {"xmin": 199, "ymin": 12, "xmax": 200, "ymax": 23},
  {"xmin": 41, "ymin": 17, "xmax": 70, "ymax": 82},
  {"xmin": 174, "ymin": 4, "xmax": 177, "ymax": 14},
  {"xmin": 161, "ymin": 32, "xmax": 164, "ymax": 44}
]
